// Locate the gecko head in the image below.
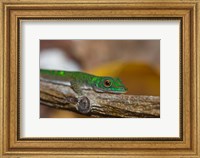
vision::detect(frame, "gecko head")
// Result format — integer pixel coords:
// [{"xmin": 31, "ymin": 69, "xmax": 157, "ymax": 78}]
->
[{"xmin": 94, "ymin": 77, "xmax": 128, "ymax": 94}]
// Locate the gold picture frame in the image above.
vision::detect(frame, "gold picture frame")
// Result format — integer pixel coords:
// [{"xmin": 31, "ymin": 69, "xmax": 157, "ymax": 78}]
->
[{"xmin": 0, "ymin": 0, "xmax": 199, "ymax": 157}]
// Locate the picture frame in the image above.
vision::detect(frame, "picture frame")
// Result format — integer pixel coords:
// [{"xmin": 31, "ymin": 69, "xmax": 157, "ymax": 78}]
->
[{"xmin": 0, "ymin": 0, "xmax": 199, "ymax": 157}]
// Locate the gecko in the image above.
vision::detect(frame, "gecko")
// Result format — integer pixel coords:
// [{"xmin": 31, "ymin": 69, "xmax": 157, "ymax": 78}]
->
[{"xmin": 40, "ymin": 69, "xmax": 128, "ymax": 95}]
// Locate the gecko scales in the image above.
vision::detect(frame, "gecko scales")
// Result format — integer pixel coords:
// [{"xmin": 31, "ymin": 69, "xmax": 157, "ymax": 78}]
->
[{"xmin": 40, "ymin": 69, "xmax": 128, "ymax": 95}]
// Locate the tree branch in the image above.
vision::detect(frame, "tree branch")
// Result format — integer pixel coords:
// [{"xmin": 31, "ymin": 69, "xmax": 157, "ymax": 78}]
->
[{"xmin": 40, "ymin": 80, "xmax": 160, "ymax": 118}]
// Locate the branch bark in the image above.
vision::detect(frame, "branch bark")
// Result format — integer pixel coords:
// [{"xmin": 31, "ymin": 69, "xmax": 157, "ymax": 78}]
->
[{"xmin": 40, "ymin": 80, "xmax": 160, "ymax": 118}]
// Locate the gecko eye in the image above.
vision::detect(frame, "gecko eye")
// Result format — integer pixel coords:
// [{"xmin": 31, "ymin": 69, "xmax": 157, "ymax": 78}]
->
[{"xmin": 104, "ymin": 80, "xmax": 112, "ymax": 87}]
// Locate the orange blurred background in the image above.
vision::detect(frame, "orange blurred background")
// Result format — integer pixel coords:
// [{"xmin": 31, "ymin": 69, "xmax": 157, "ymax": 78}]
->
[{"xmin": 40, "ymin": 40, "xmax": 160, "ymax": 118}]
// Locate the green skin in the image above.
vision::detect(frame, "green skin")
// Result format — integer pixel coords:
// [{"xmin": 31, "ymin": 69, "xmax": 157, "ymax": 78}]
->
[{"xmin": 40, "ymin": 69, "xmax": 128, "ymax": 95}]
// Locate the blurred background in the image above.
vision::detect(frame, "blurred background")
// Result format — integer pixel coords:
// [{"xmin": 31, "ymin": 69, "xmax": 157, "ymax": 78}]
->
[{"xmin": 40, "ymin": 40, "xmax": 160, "ymax": 118}]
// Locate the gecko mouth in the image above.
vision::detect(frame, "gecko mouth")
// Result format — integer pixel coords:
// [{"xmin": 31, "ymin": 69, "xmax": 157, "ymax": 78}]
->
[
  {"xmin": 94, "ymin": 86, "xmax": 127, "ymax": 94},
  {"xmin": 106, "ymin": 90, "xmax": 127, "ymax": 94},
  {"xmin": 101, "ymin": 88, "xmax": 127, "ymax": 94}
]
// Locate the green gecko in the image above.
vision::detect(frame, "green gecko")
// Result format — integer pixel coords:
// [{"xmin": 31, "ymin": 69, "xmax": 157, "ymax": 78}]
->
[{"xmin": 40, "ymin": 69, "xmax": 128, "ymax": 95}]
